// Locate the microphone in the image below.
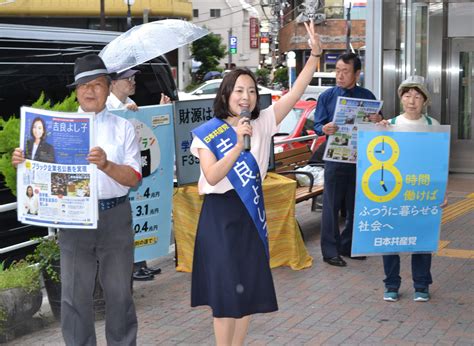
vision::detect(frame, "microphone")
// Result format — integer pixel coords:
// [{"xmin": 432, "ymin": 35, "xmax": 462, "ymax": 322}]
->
[{"xmin": 241, "ymin": 108, "xmax": 251, "ymax": 151}]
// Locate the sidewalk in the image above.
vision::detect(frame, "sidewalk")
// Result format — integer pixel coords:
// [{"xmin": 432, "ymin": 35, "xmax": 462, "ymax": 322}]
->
[{"xmin": 8, "ymin": 173, "xmax": 474, "ymax": 345}]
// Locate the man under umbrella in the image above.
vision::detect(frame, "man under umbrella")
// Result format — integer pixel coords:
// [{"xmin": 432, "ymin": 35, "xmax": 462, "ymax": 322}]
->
[
  {"xmin": 107, "ymin": 69, "xmax": 171, "ymax": 112},
  {"xmin": 13, "ymin": 54, "xmax": 141, "ymax": 345},
  {"xmin": 106, "ymin": 68, "xmax": 170, "ymax": 281}
]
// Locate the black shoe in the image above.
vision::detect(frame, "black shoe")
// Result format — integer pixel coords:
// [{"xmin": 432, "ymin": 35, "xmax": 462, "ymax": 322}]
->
[
  {"xmin": 340, "ymin": 252, "xmax": 367, "ymax": 260},
  {"xmin": 349, "ymin": 256, "xmax": 367, "ymax": 260},
  {"xmin": 323, "ymin": 256, "xmax": 347, "ymax": 267},
  {"xmin": 142, "ymin": 266, "xmax": 161, "ymax": 275},
  {"xmin": 132, "ymin": 268, "xmax": 154, "ymax": 281}
]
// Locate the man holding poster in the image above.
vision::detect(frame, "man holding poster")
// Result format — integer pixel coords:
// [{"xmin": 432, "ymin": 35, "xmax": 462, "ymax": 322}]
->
[
  {"xmin": 313, "ymin": 53, "xmax": 382, "ymax": 267},
  {"xmin": 13, "ymin": 54, "xmax": 141, "ymax": 345}
]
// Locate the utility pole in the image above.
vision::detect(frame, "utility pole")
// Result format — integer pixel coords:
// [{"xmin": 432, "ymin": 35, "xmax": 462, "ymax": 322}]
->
[
  {"xmin": 228, "ymin": 28, "xmax": 233, "ymax": 69},
  {"xmin": 124, "ymin": 0, "xmax": 135, "ymax": 30},
  {"xmin": 100, "ymin": 0, "xmax": 105, "ymax": 30},
  {"xmin": 346, "ymin": 2, "xmax": 352, "ymax": 53}
]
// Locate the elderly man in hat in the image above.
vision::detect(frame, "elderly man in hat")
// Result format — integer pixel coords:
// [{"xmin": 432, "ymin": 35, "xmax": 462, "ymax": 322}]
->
[{"xmin": 12, "ymin": 54, "xmax": 141, "ymax": 345}]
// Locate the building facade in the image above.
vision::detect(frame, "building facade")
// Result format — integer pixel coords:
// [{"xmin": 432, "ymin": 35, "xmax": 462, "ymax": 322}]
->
[
  {"xmin": 190, "ymin": 0, "xmax": 264, "ymax": 71},
  {"xmin": 277, "ymin": 0, "xmax": 367, "ymax": 73},
  {"xmin": 365, "ymin": 0, "xmax": 473, "ymax": 173},
  {"xmin": 0, "ymin": 0, "xmax": 193, "ymax": 88}
]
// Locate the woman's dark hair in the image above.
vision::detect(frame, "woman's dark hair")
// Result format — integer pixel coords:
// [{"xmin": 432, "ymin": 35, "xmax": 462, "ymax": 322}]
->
[
  {"xmin": 213, "ymin": 68, "xmax": 261, "ymax": 120},
  {"xmin": 336, "ymin": 53, "xmax": 362, "ymax": 73},
  {"xmin": 399, "ymin": 86, "xmax": 428, "ymax": 102},
  {"xmin": 26, "ymin": 185, "xmax": 34, "ymax": 197},
  {"xmin": 30, "ymin": 117, "xmax": 47, "ymax": 140}
]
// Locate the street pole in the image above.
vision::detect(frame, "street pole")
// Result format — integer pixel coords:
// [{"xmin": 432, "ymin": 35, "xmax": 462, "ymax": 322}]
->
[
  {"xmin": 100, "ymin": 0, "xmax": 105, "ymax": 30},
  {"xmin": 127, "ymin": 0, "xmax": 132, "ymax": 29},
  {"xmin": 228, "ymin": 28, "xmax": 233, "ymax": 69},
  {"xmin": 346, "ymin": 2, "xmax": 352, "ymax": 53}
]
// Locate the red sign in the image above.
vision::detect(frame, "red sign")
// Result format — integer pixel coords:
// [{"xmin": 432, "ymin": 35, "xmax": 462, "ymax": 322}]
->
[{"xmin": 250, "ymin": 17, "xmax": 259, "ymax": 49}]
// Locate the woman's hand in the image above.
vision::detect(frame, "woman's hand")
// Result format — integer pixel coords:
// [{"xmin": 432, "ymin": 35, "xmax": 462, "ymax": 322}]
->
[
  {"xmin": 235, "ymin": 117, "xmax": 252, "ymax": 151},
  {"xmin": 440, "ymin": 194, "xmax": 448, "ymax": 209},
  {"xmin": 369, "ymin": 113, "xmax": 383, "ymax": 123},
  {"xmin": 11, "ymin": 148, "xmax": 25, "ymax": 168},
  {"xmin": 274, "ymin": 19, "xmax": 321, "ymax": 125},
  {"xmin": 304, "ymin": 19, "xmax": 322, "ymax": 57},
  {"xmin": 376, "ymin": 119, "xmax": 391, "ymax": 127}
]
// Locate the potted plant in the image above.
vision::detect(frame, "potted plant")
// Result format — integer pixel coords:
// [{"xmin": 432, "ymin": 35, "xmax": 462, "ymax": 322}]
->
[
  {"xmin": 27, "ymin": 235, "xmax": 105, "ymax": 321},
  {"xmin": 0, "ymin": 261, "xmax": 42, "ymax": 343},
  {"xmin": 26, "ymin": 236, "xmax": 61, "ymax": 320}
]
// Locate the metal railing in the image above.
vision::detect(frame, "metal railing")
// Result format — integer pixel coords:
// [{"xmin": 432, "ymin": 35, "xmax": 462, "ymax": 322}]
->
[
  {"xmin": 274, "ymin": 134, "xmax": 319, "ymax": 151},
  {"xmin": 0, "ymin": 201, "xmax": 55, "ymax": 256}
]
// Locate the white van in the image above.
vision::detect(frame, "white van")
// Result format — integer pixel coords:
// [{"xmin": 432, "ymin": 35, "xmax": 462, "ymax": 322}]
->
[{"xmin": 301, "ymin": 71, "xmax": 336, "ymax": 101}]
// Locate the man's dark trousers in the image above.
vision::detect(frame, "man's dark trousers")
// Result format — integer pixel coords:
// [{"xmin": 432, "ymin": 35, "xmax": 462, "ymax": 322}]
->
[
  {"xmin": 321, "ymin": 161, "xmax": 356, "ymax": 258},
  {"xmin": 59, "ymin": 200, "xmax": 137, "ymax": 346}
]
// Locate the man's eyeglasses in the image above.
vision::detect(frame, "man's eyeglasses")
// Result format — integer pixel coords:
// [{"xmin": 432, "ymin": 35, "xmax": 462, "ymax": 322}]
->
[{"xmin": 122, "ymin": 76, "xmax": 136, "ymax": 82}]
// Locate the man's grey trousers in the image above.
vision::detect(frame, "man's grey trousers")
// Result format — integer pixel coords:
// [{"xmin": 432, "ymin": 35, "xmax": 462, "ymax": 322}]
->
[{"xmin": 59, "ymin": 200, "xmax": 137, "ymax": 346}]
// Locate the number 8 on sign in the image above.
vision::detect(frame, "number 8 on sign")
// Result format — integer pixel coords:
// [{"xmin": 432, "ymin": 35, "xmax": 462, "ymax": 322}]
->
[{"xmin": 361, "ymin": 135, "xmax": 403, "ymax": 203}]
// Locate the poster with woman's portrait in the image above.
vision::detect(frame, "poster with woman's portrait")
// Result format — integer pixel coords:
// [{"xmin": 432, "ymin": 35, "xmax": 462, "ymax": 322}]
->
[
  {"xmin": 324, "ymin": 96, "xmax": 384, "ymax": 164},
  {"xmin": 17, "ymin": 107, "xmax": 98, "ymax": 229}
]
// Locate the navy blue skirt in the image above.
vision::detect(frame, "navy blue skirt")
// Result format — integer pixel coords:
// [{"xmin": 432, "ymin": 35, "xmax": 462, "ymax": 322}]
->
[{"xmin": 191, "ymin": 190, "xmax": 278, "ymax": 318}]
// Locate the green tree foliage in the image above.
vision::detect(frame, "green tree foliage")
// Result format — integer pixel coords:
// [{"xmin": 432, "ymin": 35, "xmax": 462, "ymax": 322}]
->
[
  {"xmin": 272, "ymin": 67, "xmax": 289, "ymax": 89},
  {"xmin": 191, "ymin": 32, "xmax": 226, "ymax": 78},
  {"xmin": 255, "ymin": 68, "xmax": 270, "ymax": 86},
  {"xmin": 0, "ymin": 92, "xmax": 79, "ymax": 195},
  {"xmin": 0, "ymin": 117, "xmax": 20, "ymax": 196}
]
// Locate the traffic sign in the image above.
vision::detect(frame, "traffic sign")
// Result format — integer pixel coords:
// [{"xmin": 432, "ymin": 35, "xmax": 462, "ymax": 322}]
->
[{"xmin": 229, "ymin": 36, "xmax": 237, "ymax": 55}]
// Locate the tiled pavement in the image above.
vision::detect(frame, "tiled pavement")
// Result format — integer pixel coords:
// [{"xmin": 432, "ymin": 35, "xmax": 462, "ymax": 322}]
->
[{"xmin": 7, "ymin": 173, "xmax": 474, "ymax": 345}]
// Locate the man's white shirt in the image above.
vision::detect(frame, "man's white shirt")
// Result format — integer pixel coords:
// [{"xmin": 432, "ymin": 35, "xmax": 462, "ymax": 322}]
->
[{"xmin": 106, "ymin": 92, "xmax": 136, "ymax": 110}]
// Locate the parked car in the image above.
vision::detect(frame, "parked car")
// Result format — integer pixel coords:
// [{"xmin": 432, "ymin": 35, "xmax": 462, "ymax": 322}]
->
[
  {"xmin": 301, "ymin": 71, "xmax": 336, "ymax": 101},
  {"xmin": 0, "ymin": 23, "xmax": 178, "ymax": 118},
  {"xmin": 178, "ymin": 79, "xmax": 283, "ymax": 102},
  {"xmin": 274, "ymin": 100, "xmax": 326, "ymax": 153},
  {"xmin": 0, "ymin": 23, "xmax": 178, "ymax": 265}
]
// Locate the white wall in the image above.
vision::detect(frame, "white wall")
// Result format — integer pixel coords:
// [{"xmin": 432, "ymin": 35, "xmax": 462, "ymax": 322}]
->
[{"xmin": 191, "ymin": 0, "xmax": 262, "ymax": 71}]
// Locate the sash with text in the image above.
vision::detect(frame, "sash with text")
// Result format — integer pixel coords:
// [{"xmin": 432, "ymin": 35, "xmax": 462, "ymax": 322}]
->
[{"xmin": 192, "ymin": 118, "xmax": 269, "ymax": 257}]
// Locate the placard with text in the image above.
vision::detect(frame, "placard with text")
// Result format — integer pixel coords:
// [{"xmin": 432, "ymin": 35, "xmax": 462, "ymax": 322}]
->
[
  {"xmin": 352, "ymin": 124, "xmax": 450, "ymax": 256},
  {"xmin": 112, "ymin": 104, "xmax": 174, "ymax": 261},
  {"xmin": 17, "ymin": 107, "xmax": 98, "ymax": 228},
  {"xmin": 173, "ymin": 95, "xmax": 272, "ymax": 185}
]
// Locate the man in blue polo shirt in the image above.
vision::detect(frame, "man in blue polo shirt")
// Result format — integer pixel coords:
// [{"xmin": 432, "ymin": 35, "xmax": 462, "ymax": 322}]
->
[{"xmin": 314, "ymin": 52, "xmax": 382, "ymax": 267}]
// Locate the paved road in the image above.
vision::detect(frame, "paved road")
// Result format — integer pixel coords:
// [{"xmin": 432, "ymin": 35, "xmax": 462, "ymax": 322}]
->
[{"xmin": 7, "ymin": 174, "xmax": 474, "ymax": 345}]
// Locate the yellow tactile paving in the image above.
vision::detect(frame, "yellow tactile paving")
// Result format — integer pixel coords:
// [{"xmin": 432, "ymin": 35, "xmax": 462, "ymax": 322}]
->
[
  {"xmin": 437, "ymin": 248, "xmax": 474, "ymax": 258},
  {"xmin": 436, "ymin": 197, "xmax": 474, "ymax": 259},
  {"xmin": 441, "ymin": 198, "xmax": 474, "ymax": 224},
  {"xmin": 438, "ymin": 240, "xmax": 450, "ymax": 251}
]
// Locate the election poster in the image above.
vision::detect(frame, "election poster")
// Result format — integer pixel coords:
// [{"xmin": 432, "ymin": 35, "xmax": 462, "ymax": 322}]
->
[
  {"xmin": 323, "ymin": 96, "xmax": 383, "ymax": 164},
  {"xmin": 112, "ymin": 104, "xmax": 174, "ymax": 262},
  {"xmin": 17, "ymin": 107, "xmax": 98, "ymax": 228},
  {"xmin": 173, "ymin": 94, "xmax": 272, "ymax": 185},
  {"xmin": 351, "ymin": 124, "xmax": 450, "ymax": 256}
]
